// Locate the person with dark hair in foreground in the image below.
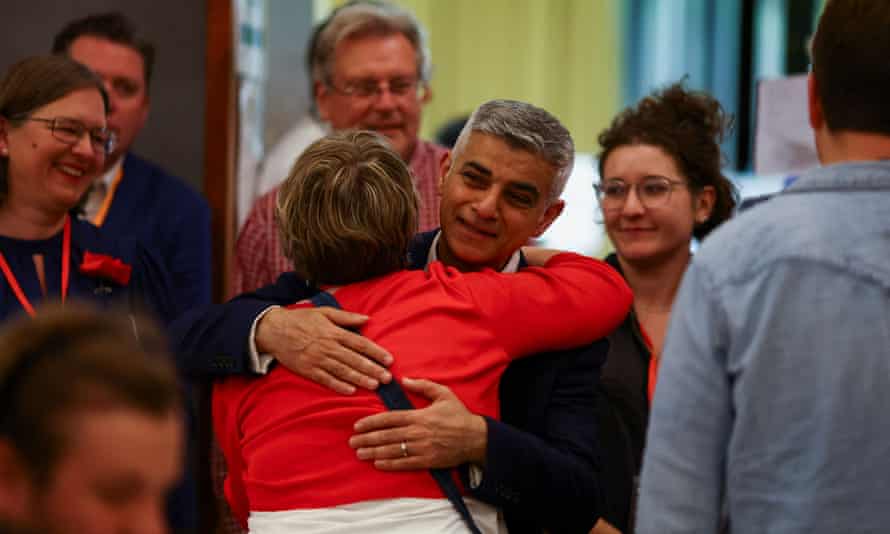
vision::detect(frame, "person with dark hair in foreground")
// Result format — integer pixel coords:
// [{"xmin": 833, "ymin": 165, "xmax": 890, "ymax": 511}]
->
[
  {"xmin": 0, "ymin": 303, "xmax": 183, "ymax": 534},
  {"xmin": 636, "ymin": 1, "xmax": 890, "ymax": 532}
]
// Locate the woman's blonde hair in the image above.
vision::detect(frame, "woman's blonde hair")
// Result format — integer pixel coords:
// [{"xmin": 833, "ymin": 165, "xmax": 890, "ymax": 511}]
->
[{"xmin": 275, "ymin": 130, "xmax": 419, "ymax": 286}]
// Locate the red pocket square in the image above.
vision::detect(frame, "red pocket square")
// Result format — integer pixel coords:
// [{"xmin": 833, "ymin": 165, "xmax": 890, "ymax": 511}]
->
[{"xmin": 79, "ymin": 251, "xmax": 132, "ymax": 286}]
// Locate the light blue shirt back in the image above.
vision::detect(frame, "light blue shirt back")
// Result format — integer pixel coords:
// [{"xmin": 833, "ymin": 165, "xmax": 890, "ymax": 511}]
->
[{"xmin": 636, "ymin": 161, "xmax": 890, "ymax": 534}]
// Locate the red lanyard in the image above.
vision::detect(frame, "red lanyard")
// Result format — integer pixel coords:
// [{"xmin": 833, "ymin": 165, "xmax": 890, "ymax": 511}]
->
[{"xmin": 0, "ymin": 216, "xmax": 71, "ymax": 317}]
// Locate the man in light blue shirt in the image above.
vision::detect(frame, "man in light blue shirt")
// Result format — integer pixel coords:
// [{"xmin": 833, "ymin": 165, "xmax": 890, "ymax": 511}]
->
[{"xmin": 636, "ymin": 1, "xmax": 890, "ymax": 533}]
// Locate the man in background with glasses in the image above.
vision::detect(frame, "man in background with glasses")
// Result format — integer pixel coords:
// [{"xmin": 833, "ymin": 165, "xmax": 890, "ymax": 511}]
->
[
  {"xmin": 52, "ymin": 12, "xmax": 212, "ymax": 319},
  {"xmin": 636, "ymin": 1, "xmax": 890, "ymax": 532},
  {"xmin": 233, "ymin": 1, "xmax": 447, "ymax": 295}
]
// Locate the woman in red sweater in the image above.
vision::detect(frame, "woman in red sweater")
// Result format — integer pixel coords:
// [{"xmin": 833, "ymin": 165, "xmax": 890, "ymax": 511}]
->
[{"xmin": 214, "ymin": 130, "xmax": 632, "ymax": 533}]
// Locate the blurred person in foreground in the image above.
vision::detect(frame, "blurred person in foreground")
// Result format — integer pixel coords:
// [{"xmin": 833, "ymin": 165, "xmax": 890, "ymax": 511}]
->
[
  {"xmin": 0, "ymin": 303, "xmax": 183, "ymax": 534},
  {"xmin": 636, "ymin": 1, "xmax": 890, "ymax": 532}
]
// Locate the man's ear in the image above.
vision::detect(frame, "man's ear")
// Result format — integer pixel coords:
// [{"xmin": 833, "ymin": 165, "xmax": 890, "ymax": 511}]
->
[
  {"xmin": 419, "ymin": 83, "xmax": 432, "ymax": 106},
  {"xmin": 138, "ymin": 92, "xmax": 150, "ymax": 123},
  {"xmin": 437, "ymin": 151, "xmax": 452, "ymax": 192},
  {"xmin": 314, "ymin": 81, "xmax": 331, "ymax": 122},
  {"xmin": 0, "ymin": 117, "xmax": 9, "ymax": 157},
  {"xmin": 807, "ymin": 73, "xmax": 824, "ymax": 131},
  {"xmin": 0, "ymin": 440, "xmax": 34, "ymax": 520},
  {"xmin": 533, "ymin": 199, "xmax": 565, "ymax": 237}
]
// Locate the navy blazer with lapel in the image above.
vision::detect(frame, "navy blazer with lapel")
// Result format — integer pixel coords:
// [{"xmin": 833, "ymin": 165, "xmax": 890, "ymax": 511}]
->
[{"xmin": 173, "ymin": 230, "xmax": 606, "ymax": 533}]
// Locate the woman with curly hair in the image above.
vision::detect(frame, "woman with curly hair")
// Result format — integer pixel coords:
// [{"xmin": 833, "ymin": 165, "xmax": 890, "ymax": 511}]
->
[{"xmin": 592, "ymin": 82, "xmax": 739, "ymax": 533}]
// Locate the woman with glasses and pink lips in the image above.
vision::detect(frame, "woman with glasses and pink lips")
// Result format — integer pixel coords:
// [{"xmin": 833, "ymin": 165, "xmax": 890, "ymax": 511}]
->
[
  {"xmin": 0, "ymin": 56, "xmax": 176, "ymax": 324},
  {"xmin": 590, "ymin": 82, "xmax": 739, "ymax": 534}
]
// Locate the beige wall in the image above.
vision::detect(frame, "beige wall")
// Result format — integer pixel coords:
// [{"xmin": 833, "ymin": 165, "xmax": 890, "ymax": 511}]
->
[{"xmin": 394, "ymin": 0, "xmax": 622, "ymax": 154}]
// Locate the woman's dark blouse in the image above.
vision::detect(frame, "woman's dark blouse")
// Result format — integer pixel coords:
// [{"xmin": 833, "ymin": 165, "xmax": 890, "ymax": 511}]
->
[
  {"xmin": 0, "ymin": 215, "xmax": 177, "ymax": 324},
  {"xmin": 597, "ymin": 253, "xmax": 653, "ymax": 532}
]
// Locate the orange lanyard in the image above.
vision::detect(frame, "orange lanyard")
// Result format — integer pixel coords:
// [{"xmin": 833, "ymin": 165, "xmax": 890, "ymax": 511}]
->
[
  {"xmin": 0, "ymin": 216, "xmax": 71, "ymax": 317},
  {"xmin": 637, "ymin": 322, "xmax": 659, "ymax": 405},
  {"xmin": 647, "ymin": 351, "xmax": 660, "ymax": 405},
  {"xmin": 91, "ymin": 166, "xmax": 124, "ymax": 227}
]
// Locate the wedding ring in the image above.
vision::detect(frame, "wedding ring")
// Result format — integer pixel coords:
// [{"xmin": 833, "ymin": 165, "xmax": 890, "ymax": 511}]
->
[{"xmin": 400, "ymin": 440, "xmax": 409, "ymax": 457}]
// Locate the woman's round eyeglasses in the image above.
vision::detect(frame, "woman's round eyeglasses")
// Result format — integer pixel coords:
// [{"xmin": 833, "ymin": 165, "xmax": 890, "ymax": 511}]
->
[{"xmin": 594, "ymin": 176, "xmax": 687, "ymax": 211}]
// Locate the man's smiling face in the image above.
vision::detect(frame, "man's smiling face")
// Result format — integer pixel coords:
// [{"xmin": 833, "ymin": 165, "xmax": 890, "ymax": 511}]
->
[
  {"xmin": 315, "ymin": 32, "xmax": 428, "ymax": 162},
  {"xmin": 436, "ymin": 131, "xmax": 564, "ymax": 272}
]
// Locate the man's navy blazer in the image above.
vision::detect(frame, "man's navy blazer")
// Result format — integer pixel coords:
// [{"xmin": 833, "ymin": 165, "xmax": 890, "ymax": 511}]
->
[
  {"xmin": 173, "ymin": 230, "xmax": 607, "ymax": 533},
  {"xmin": 105, "ymin": 153, "xmax": 212, "ymax": 317}
]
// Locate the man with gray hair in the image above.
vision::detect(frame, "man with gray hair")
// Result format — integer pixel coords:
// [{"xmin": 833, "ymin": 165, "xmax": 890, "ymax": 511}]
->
[
  {"xmin": 433, "ymin": 99, "xmax": 573, "ymax": 274},
  {"xmin": 234, "ymin": 0, "xmax": 446, "ymax": 294},
  {"xmin": 176, "ymin": 98, "xmax": 611, "ymax": 533}
]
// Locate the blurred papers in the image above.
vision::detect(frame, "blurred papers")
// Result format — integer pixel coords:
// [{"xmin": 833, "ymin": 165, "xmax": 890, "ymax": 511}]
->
[{"xmin": 754, "ymin": 74, "xmax": 819, "ymax": 175}]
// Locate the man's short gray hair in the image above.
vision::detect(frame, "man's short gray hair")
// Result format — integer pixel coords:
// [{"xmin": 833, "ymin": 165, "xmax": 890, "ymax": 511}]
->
[
  {"xmin": 452, "ymin": 99, "xmax": 575, "ymax": 203},
  {"xmin": 312, "ymin": 1, "xmax": 432, "ymax": 87}
]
